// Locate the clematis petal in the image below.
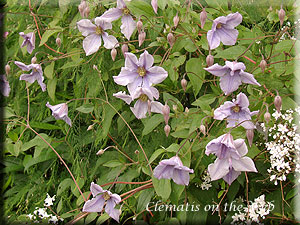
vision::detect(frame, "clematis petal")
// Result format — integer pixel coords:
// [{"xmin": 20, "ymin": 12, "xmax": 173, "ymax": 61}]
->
[
  {"xmin": 113, "ymin": 67, "xmax": 139, "ymax": 86},
  {"xmin": 113, "ymin": 91, "xmax": 133, "ymax": 104},
  {"xmin": 15, "ymin": 61, "xmax": 31, "ymax": 71},
  {"xmin": 90, "ymin": 182, "xmax": 104, "ymax": 197},
  {"xmin": 35, "ymin": 74, "xmax": 46, "ymax": 92},
  {"xmin": 0, "ymin": 75, "xmax": 10, "ymax": 97},
  {"xmin": 121, "ymin": 15, "xmax": 136, "ymax": 40},
  {"xmin": 214, "ymin": 101, "xmax": 235, "ymax": 120},
  {"xmin": 225, "ymin": 61, "xmax": 246, "ymax": 72},
  {"xmin": 151, "ymin": 0, "xmax": 158, "ymax": 13},
  {"xmin": 223, "ymin": 168, "xmax": 241, "ymax": 185},
  {"xmin": 117, "ymin": 0, "xmax": 126, "ymax": 9},
  {"xmin": 207, "ymin": 29, "xmax": 221, "ymax": 50},
  {"xmin": 20, "ymin": 73, "xmax": 36, "ymax": 83},
  {"xmin": 101, "ymin": 32, "xmax": 119, "ymax": 49},
  {"xmin": 77, "ymin": 19, "xmax": 97, "ymax": 36},
  {"xmin": 82, "ymin": 196, "xmax": 105, "ymax": 212},
  {"xmin": 215, "ymin": 28, "xmax": 239, "ymax": 46},
  {"xmin": 232, "ymin": 156, "xmax": 257, "ymax": 173},
  {"xmin": 233, "ymin": 139, "xmax": 248, "ymax": 157},
  {"xmin": 219, "ymin": 74, "xmax": 242, "ymax": 95},
  {"xmin": 105, "ymin": 199, "xmax": 120, "ymax": 223},
  {"xmin": 100, "ymin": 8, "xmax": 122, "ymax": 22},
  {"xmin": 130, "ymin": 100, "xmax": 148, "ymax": 119},
  {"xmin": 139, "ymin": 50, "xmax": 154, "ymax": 70},
  {"xmin": 153, "ymin": 164, "xmax": 174, "ymax": 180},
  {"xmin": 208, "ymin": 158, "xmax": 230, "ymax": 181},
  {"xmin": 124, "ymin": 52, "xmax": 139, "ymax": 69},
  {"xmin": 83, "ymin": 34, "xmax": 102, "ymax": 56},
  {"xmin": 172, "ymin": 169, "xmax": 190, "ymax": 185},
  {"xmin": 150, "ymin": 101, "xmax": 164, "ymax": 114},
  {"xmin": 62, "ymin": 115, "xmax": 72, "ymax": 127},
  {"xmin": 235, "ymin": 93, "xmax": 249, "ymax": 108},
  {"xmin": 223, "ymin": 12, "xmax": 242, "ymax": 29},
  {"xmin": 127, "ymin": 76, "xmax": 144, "ymax": 96},
  {"xmin": 204, "ymin": 63, "xmax": 228, "ymax": 77},
  {"xmin": 110, "ymin": 194, "xmax": 121, "ymax": 204},
  {"xmin": 239, "ymin": 70, "xmax": 261, "ymax": 86},
  {"xmin": 146, "ymin": 66, "xmax": 168, "ymax": 85},
  {"xmin": 94, "ymin": 17, "xmax": 113, "ymax": 30}
]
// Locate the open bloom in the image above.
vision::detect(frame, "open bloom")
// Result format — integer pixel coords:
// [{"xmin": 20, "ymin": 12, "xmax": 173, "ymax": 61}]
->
[
  {"xmin": 100, "ymin": 0, "xmax": 136, "ymax": 40},
  {"xmin": 19, "ymin": 32, "xmax": 35, "ymax": 54},
  {"xmin": 153, "ymin": 155, "xmax": 194, "ymax": 185},
  {"xmin": 206, "ymin": 134, "xmax": 257, "ymax": 185},
  {"xmin": 214, "ymin": 93, "xmax": 258, "ymax": 129},
  {"xmin": 83, "ymin": 182, "xmax": 121, "ymax": 223},
  {"xmin": 207, "ymin": 12, "xmax": 242, "ymax": 50},
  {"xmin": 46, "ymin": 102, "xmax": 72, "ymax": 126},
  {"xmin": 0, "ymin": 74, "xmax": 10, "ymax": 97},
  {"xmin": 113, "ymin": 50, "xmax": 168, "ymax": 96},
  {"xmin": 15, "ymin": 61, "xmax": 46, "ymax": 92},
  {"xmin": 204, "ymin": 61, "xmax": 260, "ymax": 95},
  {"xmin": 77, "ymin": 17, "xmax": 119, "ymax": 56}
]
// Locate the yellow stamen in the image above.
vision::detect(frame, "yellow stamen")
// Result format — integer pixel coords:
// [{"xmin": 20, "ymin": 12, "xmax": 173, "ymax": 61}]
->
[
  {"xmin": 139, "ymin": 94, "xmax": 148, "ymax": 102},
  {"xmin": 103, "ymin": 192, "xmax": 110, "ymax": 200},
  {"xmin": 232, "ymin": 105, "xmax": 240, "ymax": 113},
  {"xmin": 137, "ymin": 67, "xmax": 146, "ymax": 77},
  {"xmin": 95, "ymin": 26, "xmax": 103, "ymax": 35},
  {"xmin": 122, "ymin": 8, "xmax": 130, "ymax": 15},
  {"xmin": 216, "ymin": 23, "xmax": 222, "ymax": 29}
]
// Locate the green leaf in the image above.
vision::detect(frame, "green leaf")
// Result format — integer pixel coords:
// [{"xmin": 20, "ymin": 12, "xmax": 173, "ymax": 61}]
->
[
  {"xmin": 127, "ymin": 1, "xmax": 155, "ymax": 18},
  {"xmin": 70, "ymin": 177, "xmax": 85, "ymax": 197},
  {"xmin": 39, "ymin": 27, "xmax": 62, "ymax": 46},
  {"xmin": 152, "ymin": 176, "xmax": 171, "ymax": 201},
  {"xmin": 214, "ymin": 45, "xmax": 248, "ymax": 59},
  {"xmin": 57, "ymin": 178, "xmax": 73, "ymax": 196},
  {"xmin": 44, "ymin": 61, "xmax": 55, "ymax": 79},
  {"xmin": 142, "ymin": 114, "xmax": 164, "ymax": 136},
  {"xmin": 85, "ymin": 212, "xmax": 98, "ymax": 225},
  {"xmin": 102, "ymin": 160, "xmax": 123, "ymax": 168},
  {"xmin": 137, "ymin": 189, "xmax": 154, "ymax": 212},
  {"xmin": 58, "ymin": 0, "xmax": 71, "ymax": 14},
  {"xmin": 185, "ymin": 58, "xmax": 205, "ymax": 96},
  {"xmin": 76, "ymin": 104, "xmax": 94, "ymax": 113},
  {"xmin": 96, "ymin": 213, "xmax": 110, "ymax": 224},
  {"xmin": 148, "ymin": 148, "xmax": 165, "ymax": 165},
  {"xmin": 29, "ymin": 121, "xmax": 62, "ymax": 130},
  {"xmin": 192, "ymin": 94, "xmax": 216, "ymax": 112},
  {"xmin": 47, "ymin": 77, "xmax": 57, "ymax": 101}
]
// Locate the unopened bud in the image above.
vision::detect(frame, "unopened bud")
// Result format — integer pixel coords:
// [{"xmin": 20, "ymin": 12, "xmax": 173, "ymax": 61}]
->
[
  {"xmin": 162, "ymin": 103, "xmax": 170, "ymax": 124},
  {"xmin": 137, "ymin": 20, "xmax": 143, "ymax": 33},
  {"xmin": 246, "ymin": 129, "xmax": 254, "ymax": 147},
  {"xmin": 181, "ymin": 78, "xmax": 187, "ymax": 92},
  {"xmin": 56, "ymin": 37, "xmax": 61, "ymax": 47},
  {"xmin": 173, "ymin": 13, "xmax": 179, "ymax": 28},
  {"xmin": 167, "ymin": 33, "xmax": 175, "ymax": 46},
  {"xmin": 206, "ymin": 54, "xmax": 214, "ymax": 67},
  {"xmin": 185, "ymin": 107, "xmax": 189, "ymax": 113},
  {"xmin": 111, "ymin": 48, "xmax": 117, "ymax": 61},
  {"xmin": 151, "ymin": 0, "xmax": 158, "ymax": 14},
  {"xmin": 200, "ymin": 8, "xmax": 207, "ymax": 29},
  {"xmin": 121, "ymin": 44, "xmax": 128, "ymax": 57},
  {"xmin": 87, "ymin": 124, "xmax": 94, "ymax": 131},
  {"xmin": 78, "ymin": 0, "xmax": 87, "ymax": 17},
  {"xmin": 96, "ymin": 149, "xmax": 105, "ymax": 155},
  {"xmin": 274, "ymin": 94, "xmax": 282, "ymax": 112},
  {"xmin": 93, "ymin": 65, "xmax": 98, "ymax": 70},
  {"xmin": 83, "ymin": 6, "xmax": 90, "ymax": 18},
  {"xmin": 138, "ymin": 31, "xmax": 146, "ymax": 47},
  {"xmin": 172, "ymin": 105, "xmax": 177, "ymax": 111},
  {"xmin": 135, "ymin": 150, "xmax": 139, "ymax": 154},
  {"xmin": 31, "ymin": 56, "xmax": 37, "ymax": 64},
  {"xmin": 264, "ymin": 112, "xmax": 271, "ymax": 123},
  {"xmin": 200, "ymin": 124, "xmax": 206, "ymax": 135},
  {"xmin": 278, "ymin": 7, "xmax": 285, "ymax": 26},
  {"xmin": 5, "ymin": 64, "xmax": 10, "ymax": 75},
  {"xmin": 259, "ymin": 59, "xmax": 267, "ymax": 73},
  {"xmin": 164, "ymin": 124, "xmax": 170, "ymax": 137}
]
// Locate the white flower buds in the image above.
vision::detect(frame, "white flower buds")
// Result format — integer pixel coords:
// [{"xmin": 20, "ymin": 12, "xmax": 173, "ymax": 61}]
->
[
  {"xmin": 246, "ymin": 129, "xmax": 254, "ymax": 147},
  {"xmin": 259, "ymin": 59, "xmax": 267, "ymax": 73},
  {"xmin": 137, "ymin": 20, "xmax": 143, "ymax": 34},
  {"xmin": 181, "ymin": 78, "xmax": 187, "ymax": 92},
  {"xmin": 5, "ymin": 64, "xmax": 10, "ymax": 75},
  {"xmin": 173, "ymin": 13, "xmax": 179, "ymax": 28},
  {"xmin": 206, "ymin": 54, "xmax": 214, "ymax": 67},
  {"xmin": 278, "ymin": 6, "xmax": 285, "ymax": 26},
  {"xmin": 56, "ymin": 37, "xmax": 61, "ymax": 47},
  {"xmin": 200, "ymin": 124, "xmax": 206, "ymax": 135},
  {"xmin": 274, "ymin": 93, "xmax": 282, "ymax": 112},
  {"xmin": 164, "ymin": 124, "xmax": 170, "ymax": 137},
  {"xmin": 167, "ymin": 33, "xmax": 175, "ymax": 47},
  {"xmin": 121, "ymin": 44, "xmax": 128, "ymax": 57},
  {"xmin": 264, "ymin": 112, "xmax": 271, "ymax": 123},
  {"xmin": 200, "ymin": 8, "xmax": 207, "ymax": 29},
  {"xmin": 111, "ymin": 48, "xmax": 117, "ymax": 61},
  {"xmin": 96, "ymin": 149, "xmax": 105, "ymax": 155},
  {"xmin": 138, "ymin": 31, "xmax": 146, "ymax": 47},
  {"xmin": 162, "ymin": 103, "xmax": 170, "ymax": 125},
  {"xmin": 31, "ymin": 56, "xmax": 37, "ymax": 64}
]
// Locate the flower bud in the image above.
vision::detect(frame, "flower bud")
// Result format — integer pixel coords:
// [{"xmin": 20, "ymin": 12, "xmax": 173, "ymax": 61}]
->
[
  {"xmin": 83, "ymin": 6, "xmax": 90, "ymax": 18},
  {"xmin": 173, "ymin": 105, "xmax": 177, "ymax": 111},
  {"xmin": 151, "ymin": 0, "xmax": 158, "ymax": 14},
  {"xmin": 5, "ymin": 64, "xmax": 10, "ymax": 75},
  {"xmin": 200, "ymin": 8, "xmax": 207, "ymax": 29},
  {"xmin": 274, "ymin": 94, "xmax": 282, "ymax": 112},
  {"xmin": 121, "ymin": 44, "xmax": 128, "ymax": 57},
  {"xmin": 135, "ymin": 150, "xmax": 139, "ymax": 154},
  {"xmin": 87, "ymin": 124, "xmax": 94, "ymax": 131},
  {"xmin": 259, "ymin": 59, "xmax": 267, "ymax": 73},
  {"xmin": 162, "ymin": 103, "xmax": 170, "ymax": 124},
  {"xmin": 78, "ymin": 0, "xmax": 87, "ymax": 17},
  {"xmin": 181, "ymin": 78, "xmax": 187, "ymax": 92},
  {"xmin": 185, "ymin": 107, "xmax": 189, "ymax": 113},
  {"xmin": 164, "ymin": 124, "xmax": 170, "ymax": 137},
  {"xmin": 173, "ymin": 13, "xmax": 179, "ymax": 28},
  {"xmin": 167, "ymin": 33, "xmax": 175, "ymax": 47},
  {"xmin": 137, "ymin": 20, "xmax": 143, "ymax": 34},
  {"xmin": 111, "ymin": 48, "xmax": 117, "ymax": 61},
  {"xmin": 96, "ymin": 149, "xmax": 105, "ymax": 155},
  {"xmin": 264, "ymin": 112, "xmax": 271, "ymax": 123},
  {"xmin": 200, "ymin": 124, "xmax": 206, "ymax": 135},
  {"xmin": 93, "ymin": 65, "xmax": 98, "ymax": 70},
  {"xmin": 31, "ymin": 56, "xmax": 37, "ymax": 64},
  {"xmin": 56, "ymin": 37, "xmax": 61, "ymax": 47},
  {"xmin": 206, "ymin": 54, "xmax": 214, "ymax": 67},
  {"xmin": 278, "ymin": 7, "xmax": 285, "ymax": 26},
  {"xmin": 246, "ymin": 129, "xmax": 254, "ymax": 147},
  {"xmin": 138, "ymin": 31, "xmax": 146, "ymax": 47}
]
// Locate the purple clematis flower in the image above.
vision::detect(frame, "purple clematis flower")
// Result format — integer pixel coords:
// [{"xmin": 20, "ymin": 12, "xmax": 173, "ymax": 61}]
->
[
  {"xmin": 19, "ymin": 32, "xmax": 35, "ymax": 54},
  {"xmin": 206, "ymin": 134, "xmax": 257, "ymax": 185},
  {"xmin": 153, "ymin": 155, "xmax": 194, "ymax": 186},
  {"xmin": 83, "ymin": 182, "xmax": 121, "ymax": 223},
  {"xmin": 77, "ymin": 17, "xmax": 119, "ymax": 56},
  {"xmin": 204, "ymin": 61, "xmax": 260, "ymax": 95},
  {"xmin": 46, "ymin": 102, "xmax": 72, "ymax": 126},
  {"xmin": 214, "ymin": 93, "xmax": 259, "ymax": 129},
  {"xmin": 15, "ymin": 61, "xmax": 46, "ymax": 92},
  {"xmin": 113, "ymin": 50, "xmax": 168, "ymax": 96},
  {"xmin": 0, "ymin": 74, "xmax": 11, "ymax": 97},
  {"xmin": 207, "ymin": 12, "xmax": 242, "ymax": 50},
  {"xmin": 100, "ymin": 0, "xmax": 136, "ymax": 40}
]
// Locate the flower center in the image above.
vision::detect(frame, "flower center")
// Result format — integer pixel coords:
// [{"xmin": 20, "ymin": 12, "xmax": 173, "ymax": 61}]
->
[
  {"xmin": 216, "ymin": 23, "xmax": 222, "ymax": 29},
  {"xmin": 33, "ymin": 68, "xmax": 38, "ymax": 72},
  {"xmin": 139, "ymin": 94, "xmax": 148, "ymax": 102},
  {"xmin": 102, "ymin": 192, "xmax": 110, "ymax": 201},
  {"xmin": 137, "ymin": 67, "xmax": 146, "ymax": 77},
  {"xmin": 232, "ymin": 105, "xmax": 240, "ymax": 113},
  {"xmin": 95, "ymin": 26, "xmax": 103, "ymax": 35},
  {"xmin": 122, "ymin": 8, "xmax": 130, "ymax": 15}
]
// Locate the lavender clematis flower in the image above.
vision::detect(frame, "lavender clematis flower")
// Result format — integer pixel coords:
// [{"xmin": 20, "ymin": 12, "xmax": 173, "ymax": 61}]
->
[
  {"xmin": 0, "ymin": 74, "xmax": 11, "ymax": 97},
  {"xmin": 206, "ymin": 134, "xmax": 257, "ymax": 185},
  {"xmin": 204, "ymin": 61, "xmax": 260, "ymax": 95},
  {"xmin": 19, "ymin": 32, "xmax": 35, "ymax": 54},
  {"xmin": 15, "ymin": 61, "xmax": 46, "ymax": 92},
  {"xmin": 77, "ymin": 17, "xmax": 119, "ymax": 56},
  {"xmin": 100, "ymin": 0, "xmax": 136, "ymax": 40},
  {"xmin": 207, "ymin": 12, "xmax": 242, "ymax": 50},
  {"xmin": 153, "ymin": 155, "xmax": 194, "ymax": 185},
  {"xmin": 214, "ymin": 92, "xmax": 258, "ymax": 129},
  {"xmin": 113, "ymin": 50, "xmax": 168, "ymax": 96},
  {"xmin": 46, "ymin": 102, "xmax": 72, "ymax": 126},
  {"xmin": 82, "ymin": 182, "xmax": 121, "ymax": 222}
]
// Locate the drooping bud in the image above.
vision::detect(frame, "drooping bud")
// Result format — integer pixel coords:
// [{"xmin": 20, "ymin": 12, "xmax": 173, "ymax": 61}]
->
[
  {"xmin": 78, "ymin": 0, "xmax": 87, "ymax": 17},
  {"xmin": 56, "ymin": 37, "xmax": 61, "ymax": 47},
  {"xmin": 264, "ymin": 112, "xmax": 271, "ymax": 123},
  {"xmin": 31, "ymin": 56, "xmax": 37, "ymax": 64},
  {"xmin": 206, "ymin": 54, "xmax": 214, "ymax": 67},
  {"xmin": 200, "ymin": 124, "xmax": 206, "ymax": 135},
  {"xmin": 111, "ymin": 48, "xmax": 117, "ymax": 61},
  {"xmin": 259, "ymin": 59, "xmax": 267, "ymax": 73},
  {"xmin": 87, "ymin": 124, "xmax": 94, "ymax": 131},
  {"xmin": 93, "ymin": 65, "xmax": 98, "ymax": 70},
  {"xmin": 172, "ymin": 105, "xmax": 177, "ymax": 112},
  {"xmin": 138, "ymin": 31, "xmax": 146, "ymax": 47},
  {"xmin": 83, "ymin": 6, "xmax": 90, "ymax": 18},
  {"xmin": 181, "ymin": 78, "xmax": 187, "ymax": 92},
  {"xmin": 200, "ymin": 8, "xmax": 207, "ymax": 29},
  {"xmin": 173, "ymin": 13, "xmax": 179, "ymax": 28},
  {"xmin": 5, "ymin": 64, "xmax": 10, "ymax": 75},
  {"xmin": 162, "ymin": 103, "xmax": 170, "ymax": 124},
  {"xmin": 151, "ymin": 0, "xmax": 158, "ymax": 14},
  {"xmin": 185, "ymin": 107, "xmax": 189, "ymax": 113},
  {"xmin": 164, "ymin": 124, "xmax": 170, "ymax": 137},
  {"xmin": 96, "ymin": 149, "xmax": 105, "ymax": 155},
  {"xmin": 135, "ymin": 150, "xmax": 139, "ymax": 154},
  {"xmin": 278, "ymin": 6, "xmax": 285, "ymax": 26},
  {"xmin": 274, "ymin": 93, "xmax": 282, "ymax": 112},
  {"xmin": 121, "ymin": 44, "xmax": 128, "ymax": 57},
  {"xmin": 167, "ymin": 33, "xmax": 175, "ymax": 46},
  {"xmin": 246, "ymin": 129, "xmax": 254, "ymax": 147},
  {"xmin": 137, "ymin": 20, "xmax": 143, "ymax": 34}
]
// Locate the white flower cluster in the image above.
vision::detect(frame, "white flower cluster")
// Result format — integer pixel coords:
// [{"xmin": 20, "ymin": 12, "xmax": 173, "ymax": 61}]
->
[
  {"xmin": 231, "ymin": 195, "xmax": 274, "ymax": 224},
  {"xmin": 265, "ymin": 108, "xmax": 300, "ymax": 185},
  {"xmin": 26, "ymin": 193, "xmax": 63, "ymax": 224},
  {"xmin": 279, "ymin": 20, "xmax": 297, "ymax": 41},
  {"xmin": 195, "ymin": 170, "xmax": 212, "ymax": 190}
]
